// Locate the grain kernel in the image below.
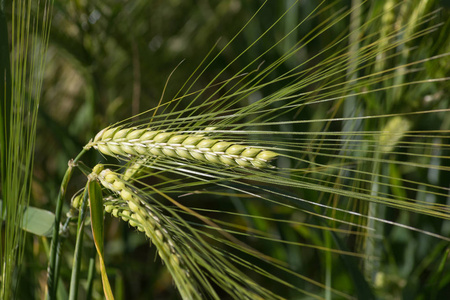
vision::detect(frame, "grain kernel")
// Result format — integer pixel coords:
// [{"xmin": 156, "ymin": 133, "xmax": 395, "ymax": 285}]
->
[
  {"xmin": 226, "ymin": 145, "xmax": 246, "ymax": 155},
  {"xmin": 256, "ymin": 150, "xmax": 278, "ymax": 161},
  {"xmin": 182, "ymin": 136, "xmax": 203, "ymax": 146},
  {"xmin": 97, "ymin": 143, "xmax": 114, "ymax": 156},
  {"xmin": 128, "ymin": 201, "xmax": 140, "ymax": 213},
  {"xmin": 140, "ymin": 130, "xmax": 159, "ymax": 141},
  {"xmin": 126, "ymin": 128, "xmax": 146, "ymax": 139},
  {"xmin": 197, "ymin": 139, "xmax": 216, "ymax": 149},
  {"xmin": 121, "ymin": 189, "xmax": 133, "ymax": 202},
  {"xmin": 211, "ymin": 141, "xmax": 232, "ymax": 152},
  {"xmin": 121, "ymin": 210, "xmax": 131, "ymax": 221},
  {"xmin": 154, "ymin": 132, "xmax": 172, "ymax": 143},
  {"xmin": 113, "ymin": 180, "xmax": 126, "ymax": 191},
  {"xmin": 241, "ymin": 147, "xmax": 262, "ymax": 158},
  {"xmin": 104, "ymin": 172, "xmax": 117, "ymax": 183},
  {"xmin": 168, "ymin": 135, "xmax": 188, "ymax": 144},
  {"xmin": 129, "ymin": 219, "xmax": 138, "ymax": 227},
  {"xmin": 115, "ymin": 128, "xmax": 132, "ymax": 139}
]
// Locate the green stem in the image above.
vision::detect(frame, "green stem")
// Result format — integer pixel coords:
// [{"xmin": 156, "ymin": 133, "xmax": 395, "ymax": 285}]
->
[
  {"xmin": 324, "ymin": 230, "xmax": 332, "ymax": 300},
  {"xmin": 86, "ymin": 254, "xmax": 96, "ymax": 300},
  {"xmin": 0, "ymin": 0, "xmax": 12, "ymax": 203},
  {"xmin": 0, "ymin": 9, "xmax": 11, "ymax": 293},
  {"xmin": 365, "ymin": 150, "xmax": 381, "ymax": 282},
  {"xmin": 46, "ymin": 149, "xmax": 87, "ymax": 299},
  {"xmin": 69, "ymin": 186, "xmax": 89, "ymax": 300}
]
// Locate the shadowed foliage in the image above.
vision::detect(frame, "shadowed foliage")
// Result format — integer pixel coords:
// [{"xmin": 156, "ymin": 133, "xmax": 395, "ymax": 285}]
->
[{"xmin": 1, "ymin": 1, "xmax": 449, "ymax": 299}]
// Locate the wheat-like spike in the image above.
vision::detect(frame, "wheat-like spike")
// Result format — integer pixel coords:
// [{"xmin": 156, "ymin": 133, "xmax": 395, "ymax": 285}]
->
[
  {"xmin": 102, "ymin": 197, "xmax": 272, "ymax": 300},
  {"xmin": 378, "ymin": 116, "xmax": 410, "ymax": 154},
  {"xmin": 69, "ymin": 184, "xmax": 193, "ymax": 295},
  {"xmin": 92, "ymin": 166, "xmax": 200, "ymax": 300},
  {"xmin": 92, "ymin": 165, "xmax": 277, "ymax": 299},
  {"xmin": 85, "ymin": 126, "xmax": 279, "ymax": 168}
]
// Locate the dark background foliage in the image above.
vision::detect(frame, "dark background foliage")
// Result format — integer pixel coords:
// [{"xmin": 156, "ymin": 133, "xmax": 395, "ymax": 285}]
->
[{"xmin": 13, "ymin": 0, "xmax": 449, "ymax": 299}]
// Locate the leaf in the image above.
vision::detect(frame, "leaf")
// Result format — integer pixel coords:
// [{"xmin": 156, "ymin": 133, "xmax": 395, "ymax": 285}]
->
[
  {"xmin": 21, "ymin": 205, "xmax": 55, "ymax": 237},
  {"xmin": 0, "ymin": 200, "xmax": 55, "ymax": 237},
  {"xmin": 332, "ymin": 231, "xmax": 376, "ymax": 300},
  {"xmin": 88, "ymin": 179, "xmax": 114, "ymax": 300}
]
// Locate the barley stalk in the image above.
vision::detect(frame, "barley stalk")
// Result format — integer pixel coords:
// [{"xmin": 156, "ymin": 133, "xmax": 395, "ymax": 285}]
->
[{"xmin": 85, "ymin": 126, "xmax": 279, "ymax": 168}]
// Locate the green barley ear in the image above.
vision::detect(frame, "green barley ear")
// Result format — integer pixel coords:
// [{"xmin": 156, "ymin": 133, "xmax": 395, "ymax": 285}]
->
[
  {"xmin": 86, "ymin": 126, "xmax": 279, "ymax": 168},
  {"xmin": 93, "ymin": 165, "xmax": 281, "ymax": 299},
  {"xmin": 378, "ymin": 116, "xmax": 410, "ymax": 153},
  {"xmin": 94, "ymin": 166, "xmax": 201, "ymax": 299}
]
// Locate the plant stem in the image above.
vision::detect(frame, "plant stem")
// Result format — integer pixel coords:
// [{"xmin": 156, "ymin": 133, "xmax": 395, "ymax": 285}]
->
[
  {"xmin": 46, "ymin": 149, "xmax": 87, "ymax": 299},
  {"xmin": 0, "ymin": 8, "xmax": 12, "ymax": 173},
  {"xmin": 86, "ymin": 254, "xmax": 96, "ymax": 300},
  {"xmin": 365, "ymin": 151, "xmax": 381, "ymax": 282},
  {"xmin": 69, "ymin": 187, "xmax": 90, "ymax": 300},
  {"xmin": 324, "ymin": 230, "xmax": 332, "ymax": 300}
]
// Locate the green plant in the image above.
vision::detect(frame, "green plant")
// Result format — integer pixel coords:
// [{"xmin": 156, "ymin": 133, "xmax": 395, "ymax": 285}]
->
[
  {"xmin": 1, "ymin": 0, "xmax": 53, "ymax": 298},
  {"xmin": 2, "ymin": 0, "xmax": 449, "ymax": 299},
  {"xmin": 86, "ymin": 126, "xmax": 279, "ymax": 168}
]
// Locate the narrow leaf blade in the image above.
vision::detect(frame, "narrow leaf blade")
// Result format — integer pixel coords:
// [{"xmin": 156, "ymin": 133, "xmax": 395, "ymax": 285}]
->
[{"xmin": 88, "ymin": 179, "xmax": 114, "ymax": 300}]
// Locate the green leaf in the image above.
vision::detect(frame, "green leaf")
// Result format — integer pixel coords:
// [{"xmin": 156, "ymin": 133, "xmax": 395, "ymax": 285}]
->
[
  {"xmin": 332, "ymin": 231, "xmax": 376, "ymax": 300},
  {"xmin": 22, "ymin": 205, "xmax": 55, "ymax": 237},
  {"xmin": 0, "ymin": 200, "xmax": 55, "ymax": 237},
  {"xmin": 88, "ymin": 179, "xmax": 114, "ymax": 300}
]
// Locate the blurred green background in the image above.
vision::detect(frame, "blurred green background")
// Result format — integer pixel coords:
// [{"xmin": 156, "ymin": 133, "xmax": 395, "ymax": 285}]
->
[{"xmin": 10, "ymin": 0, "xmax": 449, "ymax": 299}]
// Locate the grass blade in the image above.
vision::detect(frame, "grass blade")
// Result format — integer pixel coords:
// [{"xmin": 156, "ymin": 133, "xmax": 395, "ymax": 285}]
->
[{"xmin": 88, "ymin": 172, "xmax": 114, "ymax": 300}]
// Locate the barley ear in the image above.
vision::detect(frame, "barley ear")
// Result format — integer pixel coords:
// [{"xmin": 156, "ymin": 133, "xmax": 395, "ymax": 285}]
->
[
  {"xmin": 378, "ymin": 117, "xmax": 410, "ymax": 153},
  {"xmin": 88, "ymin": 126, "xmax": 279, "ymax": 168},
  {"xmin": 93, "ymin": 165, "xmax": 200, "ymax": 299}
]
